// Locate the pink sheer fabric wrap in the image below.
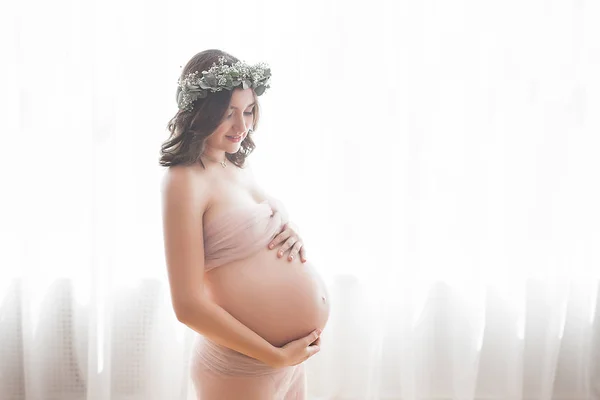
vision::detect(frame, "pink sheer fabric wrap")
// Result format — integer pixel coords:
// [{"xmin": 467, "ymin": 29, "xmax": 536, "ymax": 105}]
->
[
  {"xmin": 203, "ymin": 198, "xmax": 288, "ymax": 272},
  {"xmin": 190, "ymin": 197, "xmax": 306, "ymax": 399}
]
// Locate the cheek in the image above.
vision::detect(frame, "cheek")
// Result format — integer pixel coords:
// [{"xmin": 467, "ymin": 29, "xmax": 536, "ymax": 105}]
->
[
  {"xmin": 205, "ymin": 130, "xmax": 223, "ymax": 146},
  {"xmin": 209, "ymin": 124, "xmax": 228, "ymax": 139}
]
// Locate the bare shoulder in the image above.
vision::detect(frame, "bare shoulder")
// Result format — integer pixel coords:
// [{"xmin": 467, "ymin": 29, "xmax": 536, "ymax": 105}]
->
[{"xmin": 161, "ymin": 164, "xmax": 213, "ymax": 213}]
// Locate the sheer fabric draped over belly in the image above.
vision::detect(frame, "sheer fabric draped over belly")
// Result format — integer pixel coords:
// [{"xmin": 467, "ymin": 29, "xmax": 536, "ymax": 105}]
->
[
  {"xmin": 191, "ymin": 335, "xmax": 306, "ymax": 399},
  {"xmin": 203, "ymin": 197, "xmax": 288, "ymax": 272},
  {"xmin": 192, "ymin": 197, "xmax": 307, "ymax": 398}
]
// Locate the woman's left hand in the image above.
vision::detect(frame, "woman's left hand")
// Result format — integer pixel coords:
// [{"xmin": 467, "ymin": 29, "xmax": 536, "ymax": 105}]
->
[{"xmin": 268, "ymin": 222, "xmax": 307, "ymax": 263}]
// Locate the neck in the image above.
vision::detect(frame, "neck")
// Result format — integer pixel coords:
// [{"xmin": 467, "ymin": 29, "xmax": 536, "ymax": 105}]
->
[{"xmin": 201, "ymin": 148, "xmax": 227, "ymax": 164}]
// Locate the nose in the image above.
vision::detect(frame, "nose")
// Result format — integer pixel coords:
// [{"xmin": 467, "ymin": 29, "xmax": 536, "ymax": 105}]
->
[{"xmin": 232, "ymin": 112, "xmax": 248, "ymax": 135}]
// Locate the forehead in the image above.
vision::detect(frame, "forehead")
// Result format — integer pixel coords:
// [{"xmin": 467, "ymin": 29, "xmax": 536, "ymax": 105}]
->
[{"xmin": 229, "ymin": 88, "xmax": 255, "ymax": 108}]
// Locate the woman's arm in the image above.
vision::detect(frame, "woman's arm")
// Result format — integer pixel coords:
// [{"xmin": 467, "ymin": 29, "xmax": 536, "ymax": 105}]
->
[
  {"xmin": 161, "ymin": 167, "xmax": 282, "ymax": 367},
  {"xmin": 177, "ymin": 297, "xmax": 282, "ymax": 366}
]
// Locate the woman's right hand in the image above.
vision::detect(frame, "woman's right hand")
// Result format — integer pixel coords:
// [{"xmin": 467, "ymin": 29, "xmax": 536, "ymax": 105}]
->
[{"xmin": 271, "ymin": 329, "xmax": 322, "ymax": 368}]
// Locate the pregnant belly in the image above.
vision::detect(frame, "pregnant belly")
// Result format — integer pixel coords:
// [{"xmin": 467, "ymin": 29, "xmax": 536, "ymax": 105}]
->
[{"xmin": 204, "ymin": 247, "xmax": 331, "ymax": 348}]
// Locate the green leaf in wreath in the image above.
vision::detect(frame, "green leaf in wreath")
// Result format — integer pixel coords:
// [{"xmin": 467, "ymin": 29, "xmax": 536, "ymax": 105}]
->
[
  {"xmin": 254, "ymin": 85, "xmax": 266, "ymax": 96},
  {"xmin": 205, "ymin": 73, "xmax": 217, "ymax": 87}
]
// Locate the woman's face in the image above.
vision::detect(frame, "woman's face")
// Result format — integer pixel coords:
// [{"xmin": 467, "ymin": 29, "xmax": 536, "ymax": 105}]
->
[{"xmin": 205, "ymin": 88, "xmax": 256, "ymax": 154}]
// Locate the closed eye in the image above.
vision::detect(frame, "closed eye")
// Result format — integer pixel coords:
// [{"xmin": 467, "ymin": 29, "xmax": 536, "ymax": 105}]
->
[{"xmin": 227, "ymin": 111, "xmax": 254, "ymax": 119}]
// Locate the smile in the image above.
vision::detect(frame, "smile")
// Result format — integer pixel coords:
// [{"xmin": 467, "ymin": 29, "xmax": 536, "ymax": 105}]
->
[{"xmin": 226, "ymin": 135, "xmax": 243, "ymax": 143}]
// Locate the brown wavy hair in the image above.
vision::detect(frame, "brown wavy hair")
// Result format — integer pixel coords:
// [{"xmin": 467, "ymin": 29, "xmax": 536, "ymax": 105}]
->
[{"xmin": 159, "ymin": 49, "xmax": 261, "ymax": 168}]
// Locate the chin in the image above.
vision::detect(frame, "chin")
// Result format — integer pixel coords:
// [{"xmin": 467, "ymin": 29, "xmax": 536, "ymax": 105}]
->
[{"xmin": 229, "ymin": 142, "xmax": 242, "ymax": 150}]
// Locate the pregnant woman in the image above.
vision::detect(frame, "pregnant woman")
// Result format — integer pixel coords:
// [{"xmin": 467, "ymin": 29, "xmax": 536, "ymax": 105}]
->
[{"xmin": 159, "ymin": 49, "xmax": 330, "ymax": 399}]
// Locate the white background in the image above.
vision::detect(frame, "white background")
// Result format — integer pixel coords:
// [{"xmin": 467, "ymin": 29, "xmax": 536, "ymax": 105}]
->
[{"xmin": 0, "ymin": 0, "xmax": 599, "ymax": 399}]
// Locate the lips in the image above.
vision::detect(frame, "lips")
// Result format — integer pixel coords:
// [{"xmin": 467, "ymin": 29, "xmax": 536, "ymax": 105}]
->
[{"xmin": 226, "ymin": 135, "xmax": 243, "ymax": 143}]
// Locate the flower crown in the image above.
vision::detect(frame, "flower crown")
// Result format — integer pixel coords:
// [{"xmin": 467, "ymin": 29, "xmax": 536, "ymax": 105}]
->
[{"xmin": 176, "ymin": 56, "xmax": 272, "ymax": 112}]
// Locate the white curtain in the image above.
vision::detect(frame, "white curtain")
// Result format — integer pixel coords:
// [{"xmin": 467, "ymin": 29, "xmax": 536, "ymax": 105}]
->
[{"xmin": 1, "ymin": 0, "xmax": 599, "ymax": 399}]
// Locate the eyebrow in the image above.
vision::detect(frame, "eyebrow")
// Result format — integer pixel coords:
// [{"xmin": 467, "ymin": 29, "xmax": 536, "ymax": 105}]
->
[{"xmin": 229, "ymin": 102, "xmax": 256, "ymax": 110}]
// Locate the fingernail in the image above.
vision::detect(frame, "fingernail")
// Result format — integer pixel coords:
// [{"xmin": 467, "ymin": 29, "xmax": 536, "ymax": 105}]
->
[{"xmin": 269, "ymin": 244, "xmax": 274, "ymax": 249}]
